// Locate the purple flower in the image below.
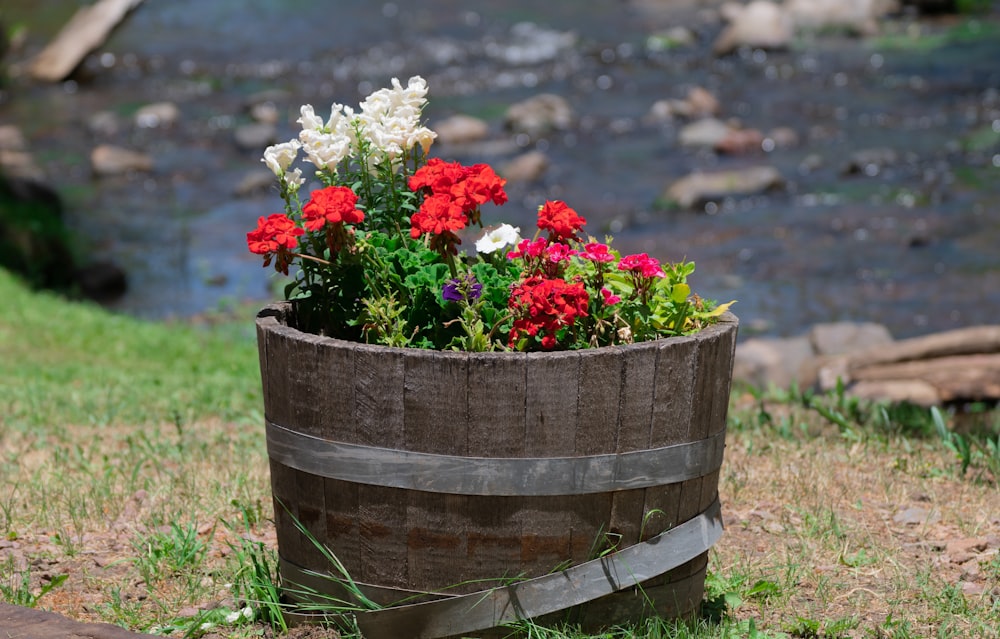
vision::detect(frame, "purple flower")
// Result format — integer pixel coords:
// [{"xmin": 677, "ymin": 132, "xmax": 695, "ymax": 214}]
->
[{"xmin": 442, "ymin": 275, "xmax": 482, "ymax": 303}]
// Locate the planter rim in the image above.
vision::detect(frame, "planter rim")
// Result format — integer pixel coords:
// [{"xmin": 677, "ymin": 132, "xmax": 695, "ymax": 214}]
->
[{"xmin": 256, "ymin": 301, "xmax": 738, "ymax": 357}]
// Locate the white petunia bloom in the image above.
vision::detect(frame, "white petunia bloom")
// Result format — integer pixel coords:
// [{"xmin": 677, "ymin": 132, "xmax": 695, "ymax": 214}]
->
[
  {"xmin": 261, "ymin": 139, "xmax": 301, "ymax": 177},
  {"xmin": 475, "ymin": 224, "xmax": 521, "ymax": 254}
]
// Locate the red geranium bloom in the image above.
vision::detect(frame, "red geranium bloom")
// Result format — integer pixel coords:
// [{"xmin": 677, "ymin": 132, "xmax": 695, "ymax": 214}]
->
[
  {"xmin": 508, "ymin": 276, "xmax": 589, "ymax": 350},
  {"xmin": 302, "ymin": 186, "xmax": 365, "ymax": 232},
  {"xmin": 618, "ymin": 253, "xmax": 666, "ymax": 279},
  {"xmin": 537, "ymin": 200, "xmax": 586, "ymax": 242},
  {"xmin": 462, "ymin": 163, "xmax": 508, "ymax": 208},
  {"xmin": 580, "ymin": 242, "xmax": 614, "ymax": 263},
  {"xmin": 409, "ymin": 159, "xmax": 508, "ymax": 228},
  {"xmin": 247, "ymin": 213, "xmax": 304, "ymax": 275},
  {"xmin": 408, "ymin": 158, "xmax": 467, "ymax": 195}
]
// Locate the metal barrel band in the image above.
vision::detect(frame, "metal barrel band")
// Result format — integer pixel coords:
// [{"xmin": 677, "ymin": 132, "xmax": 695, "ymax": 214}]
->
[
  {"xmin": 266, "ymin": 420, "xmax": 726, "ymax": 497},
  {"xmin": 279, "ymin": 497, "xmax": 723, "ymax": 639}
]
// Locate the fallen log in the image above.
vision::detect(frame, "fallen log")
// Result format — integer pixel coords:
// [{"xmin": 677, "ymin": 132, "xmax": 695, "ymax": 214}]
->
[
  {"xmin": 28, "ymin": 0, "xmax": 145, "ymax": 82},
  {"xmin": 847, "ymin": 325, "xmax": 1000, "ymax": 371},
  {"xmin": 850, "ymin": 353, "xmax": 1000, "ymax": 404}
]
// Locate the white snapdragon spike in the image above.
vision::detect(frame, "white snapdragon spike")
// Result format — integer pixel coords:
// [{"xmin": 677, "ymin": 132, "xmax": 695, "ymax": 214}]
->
[
  {"xmin": 475, "ymin": 224, "xmax": 522, "ymax": 254},
  {"xmin": 299, "ymin": 129, "xmax": 351, "ymax": 170},
  {"xmin": 358, "ymin": 76, "xmax": 435, "ymax": 161},
  {"xmin": 261, "ymin": 139, "xmax": 301, "ymax": 177},
  {"xmin": 297, "ymin": 104, "xmax": 324, "ymax": 130},
  {"xmin": 284, "ymin": 167, "xmax": 305, "ymax": 190}
]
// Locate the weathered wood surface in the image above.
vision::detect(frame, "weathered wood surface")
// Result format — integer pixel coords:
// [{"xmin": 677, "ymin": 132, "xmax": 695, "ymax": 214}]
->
[
  {"xmin": 0, "ymin": 603, "xmax": 159, "ymax": 639},
  {"xmin": 847, "ymin": 325, "xmax": 1000, "ymax": 370},
  {"xmin": 257, "ymin": 302, "xmax": 738, "ymax": 627},
  {"xmin": 809, "ymin": 325, "xmax": 1000, "ymax": 405},
  {"xmin": 29, "ymin": 0, "xmax": 145, "ymax": 82}
]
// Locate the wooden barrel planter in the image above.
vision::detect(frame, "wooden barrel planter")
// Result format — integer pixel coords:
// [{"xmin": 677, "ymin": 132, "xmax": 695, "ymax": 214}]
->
[{"xmin": 256, "ymin": 301, "xmax": 738, "ymax": 638}]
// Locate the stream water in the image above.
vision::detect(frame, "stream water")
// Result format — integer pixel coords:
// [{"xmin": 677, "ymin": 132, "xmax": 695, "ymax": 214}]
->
[{"xmin": 2, "ymin": 0, "xmax": 999, "ymax": 339}]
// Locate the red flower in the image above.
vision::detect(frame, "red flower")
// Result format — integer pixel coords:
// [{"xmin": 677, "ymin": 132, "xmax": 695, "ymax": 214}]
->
[
  {"xmin": 409, "ymin": 159, "xmax": 508, "ymax": 230},
  {"xmin": 246, "ymin": 213, "xmax": 304, "ymax": 275},
  {"xmin": 462, "ymin": 163, "xmax": 508, "ymax": 209},
  {"xmin": 410, "ymin": 194, "xmax": 468, "ymax": 238},
  {"xmin": 580, "ymin": 242, "xmax": 614, "ymax": 263},
  {"xmin": 537, "ymin": 200, "xmax": 586, "ymax": 242},
  {"xmin": 618, "ymin": 253, "xmax": 665, "ymax": 279},
  {"xmin": 302, "ymin": 186, "xmax": 364, "ymax": 232},
  {"xmin": 408, "ymin": 158, "xmax": 467, "ymax": 195},
  {"xmin": 508, "ymin": 276, "xmax": 589, "ymax": 350}
]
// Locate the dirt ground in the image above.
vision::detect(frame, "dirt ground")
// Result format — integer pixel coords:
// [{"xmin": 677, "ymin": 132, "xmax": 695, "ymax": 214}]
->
[{"xmin": 2, "ymin": 401, "xmax": 998, "ymax": 638}]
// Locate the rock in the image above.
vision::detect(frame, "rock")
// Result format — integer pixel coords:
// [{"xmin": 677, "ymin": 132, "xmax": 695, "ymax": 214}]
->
[
  {"xmin": 713, "ymin": 1, "xmax": 793, "ymax": 56},
  {"xmin": 90, "ymin": 145, "xmax": 153, "ymax": 176},
  {"xmin": 486, "ymin": 22, "xmax": 577, "ymax": 66},
  {"xmin": 87, "ymin": 110, "xmax": 122, "ymax": 137},
  {"xmin": 505, "ymin": 94, "xmax": 573, "ymax": 138},
  {"xmin": 647, "ymin": 88, "xmax": 719, "ymax": 123},
  {"xmin": 947, "ymin": 538, "xmax": 987, "ymax": 563},
  {"xmin": 75, "ymin": 260, "xmax": 127, "ymax": 302},
  {"xmin": 0, "ymin": 126, "xmax": 43, "ymax": 181},
  {"xmin": 715, "ymin": 127, "xmax": 765, "ymax": 155},
  {"xmin": 233, "ymin": 122, "xmax": 277, "ymax": 152},
  {"xmin": 766, "ymin": 126, "xmax": 800, "ymax": 149},
  {"xmin": 249, "ymin": 102, "xmax": 281, "ymax": 125},
  {"xmin": 685, "ymin": 87, "xmax": 721, "ymax": 118},
  {"xmin": 810, "ymin": 322, "xmax": 894, "ymax": 356},
  {"xmin": 0, "ymin": 173, "xmax": 76, "ymax": 290},
  {"xmin": 28, "ymin": 0, "xmax": 146, "ymax": 82},
  {"xmin": 786, "ymin": 0, "xmax": 898, "ymax": 36},
  {"xmin": 432, "ymin": 114, "xmax": 491, "ymax": 146},
  {"xmin": 893, "ymin": 506, "xmax": 940, "ymax": 526},
  {"xmin": 0, "ymin": 602, "xmax": 161, "ymax": 638},
  {"xmin": 646, "ymin": 26, "xmax": 697, "ymax": 51},
  {"xmin": 678, "ymin": 118, "xmax": 734, "ymax": 148},
  {"xmin": 664, "ymin": 165, "xmax": 784, "ymax": 209},
  {"xmin": 134, "ymin": 102, "xmax": 179, "ymax": 128},
  {"xmin": 843, "ymin": 147, "xmax": 900, "ymax": 176},
  {"xmin": 233, "ymin": 169, "xmax": 276, "ymax": 197},
  {"xmin": 500, "ymin": 150, "xmax": 549, "ymax": 183},
  {"xmin": 733, "ymin": 336, "xmax": 814, "ymax": 389}
]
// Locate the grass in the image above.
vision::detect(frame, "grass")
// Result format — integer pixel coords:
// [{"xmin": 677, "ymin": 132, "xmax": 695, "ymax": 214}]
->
[{"xmin": 0, "ymin": 268, "xmax": 998, "ymax": 638}]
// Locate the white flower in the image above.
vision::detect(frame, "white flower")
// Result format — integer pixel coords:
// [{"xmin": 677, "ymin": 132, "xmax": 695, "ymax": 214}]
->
[
  {"xmin": 261, "ymin": 139, "xmax": 301, "ymax": 176},
  {"xmin": 296, "ymin": 104, "xmax": 324, "ymax": 130},
  {"xmin": 358, "ymin": 76, "xmax": 436, "ymax": 164},
  {"xmin": 297, "ymin": 103, "xmax": 357, "ymax": 171},
  {"xmin": 284, "ymin": 167, "xmax": 304, "ymax": 190},
  {"xmin": 225, "ymin": 610, "xmax": 241, "ymax": 624},
  {"xmin": 475, "ymin": 224, "xmax": 521, "ymax": 254}
]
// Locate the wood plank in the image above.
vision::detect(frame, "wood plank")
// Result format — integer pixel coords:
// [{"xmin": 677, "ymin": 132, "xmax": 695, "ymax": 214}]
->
[
  {"xmin": 29, "ymin": 0, "xmax": 146, "ymax": 82},
  {"xmin": 521, "ymin": 351, "xmax": 579, "ymax": 574},
  {"xmin": 404, "ymin": 350, "xmax": 468, "ymax": 591},
  {"xmin": 572, "ymin": 348, "xmax": 622, "ymax": 560},
  {"xmin": 466, "ymin": 353, "xmax": 526, "ymax": 587},
  {"xmin": 609, "ymin": 343, "xmax": 656, "ymax": 548},
  {"xmin": 353, "ymin": 343, "xmax": 407, "ymax": 589}
]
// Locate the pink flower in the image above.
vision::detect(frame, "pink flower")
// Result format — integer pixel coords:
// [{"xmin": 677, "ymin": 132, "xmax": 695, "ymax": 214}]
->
[
  {"xmin": 618, "ymin": 253, "xmax": 665, "ymax": 279},
  {"xmin": 600, "ymin": 287, "xmax": 622, "ymax": 306},
  {"xmin": 580, "ymin": 242, "xmax": 614, "ymax": 263},
  {"xmin": 506, "ymin": 237, "xmax": 548, "ymax": 260},
  {"xmin": 544, "ymin": 242, "xmax": 577, "ymax": 264}
]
